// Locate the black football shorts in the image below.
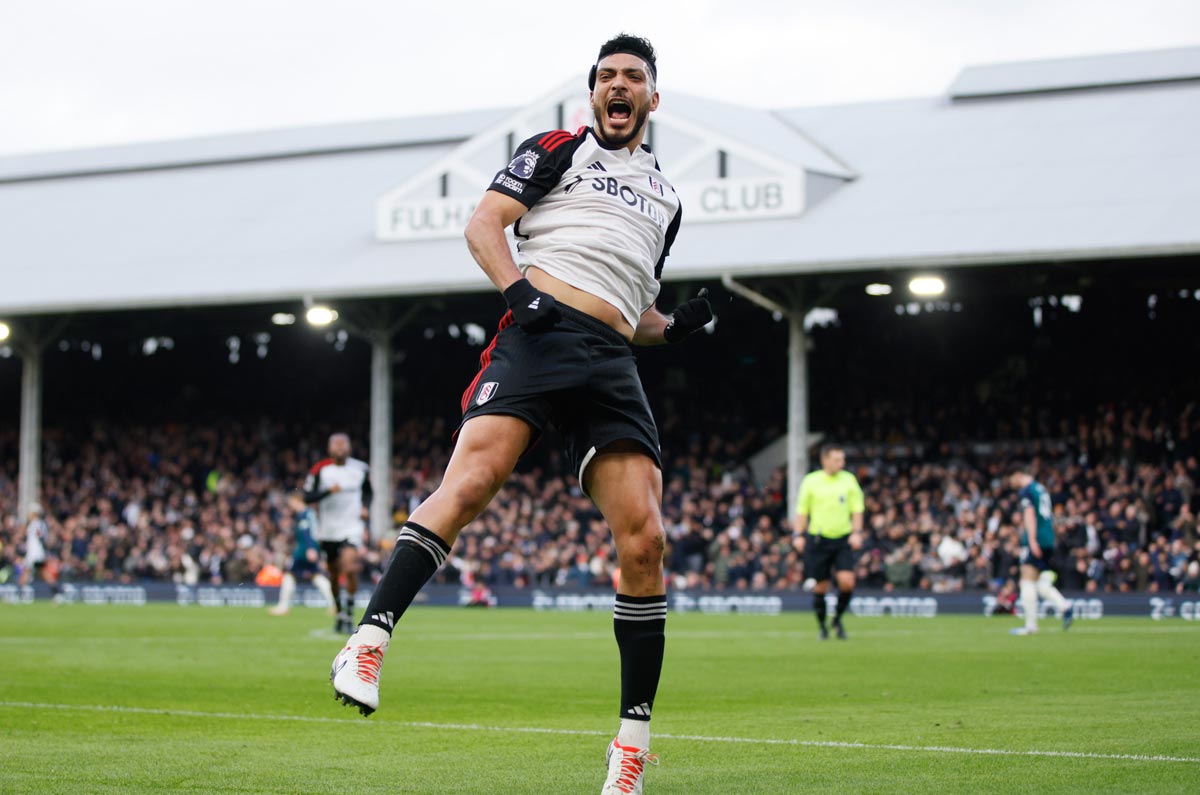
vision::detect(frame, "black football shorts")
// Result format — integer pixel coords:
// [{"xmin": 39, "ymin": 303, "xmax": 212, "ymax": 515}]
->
[
  {"xmin": 458, "ymin": 303, "xmax": 661, "ymax": 487},
  {"xmin": 805, "ymin": 535, "xmax": 855, "ymax": 582},
  {"xmin": 1019, "ymin": 545, "xmax": 1055, "ymax": 573}
]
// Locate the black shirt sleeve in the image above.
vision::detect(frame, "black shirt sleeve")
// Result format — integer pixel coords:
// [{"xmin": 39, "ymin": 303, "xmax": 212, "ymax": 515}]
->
[
  {"xmin": 303, "ymin": 469, "xmax": 330, "ymax": 504},
  {"xmin": 487, "ymin": 130, "xmax": 580, "ymax": 208},
  {"xmin": 361, "ymin": 472, "xmax": 374, "ymax": 509},
  {"xmin": 655, "ymin": 199, "xmax": 683, "ymax": 280}
]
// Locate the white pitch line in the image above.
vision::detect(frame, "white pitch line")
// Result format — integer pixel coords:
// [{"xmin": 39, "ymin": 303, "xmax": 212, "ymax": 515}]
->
[
  {"xmin": 1, "ymin": 701, "xmax": 1196, "ymax": 765},
  {"xmin": 305, "ymin": 628, "xmax": 809, "ymax": 643}
]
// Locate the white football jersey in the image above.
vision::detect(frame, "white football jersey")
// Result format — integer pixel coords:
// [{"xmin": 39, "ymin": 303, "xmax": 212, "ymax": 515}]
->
[
  {"xmin": 24, "ymin": 518, "xmax": 47, "ymax": 564},
  {"xmin": 488, "ymin": 127, "xmax": 682, "ymax": 330},
  {"xmin": 304, "ymin": 457, "xmax": 369, "ymax": 544}
]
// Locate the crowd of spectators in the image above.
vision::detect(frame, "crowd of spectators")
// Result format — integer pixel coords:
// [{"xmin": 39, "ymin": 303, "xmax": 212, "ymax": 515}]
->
[{"xmin": 2, "ymin": 401, "xmax": 1199, "ymax": 596}]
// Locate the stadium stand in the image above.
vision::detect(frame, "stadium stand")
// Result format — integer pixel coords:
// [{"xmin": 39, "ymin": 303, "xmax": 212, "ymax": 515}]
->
[{"xmin": 2, "ymin": 400, "xmax": 1197, "ymax": 594}]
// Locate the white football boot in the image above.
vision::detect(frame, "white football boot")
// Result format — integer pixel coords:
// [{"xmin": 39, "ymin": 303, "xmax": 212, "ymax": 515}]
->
[
  {"xmin": 330, "ymin": 637, "xmax": 388, "ymax": 716},
  {"xmin": 601, "ymin": 737, "xmax": 659, "ymax": 794}
]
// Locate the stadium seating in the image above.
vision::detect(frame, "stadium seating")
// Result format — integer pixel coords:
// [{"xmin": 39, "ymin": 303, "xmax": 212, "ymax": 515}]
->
[{"xmin": 1, "ymin": 401, "xmax": 1197, "ymax": 594}]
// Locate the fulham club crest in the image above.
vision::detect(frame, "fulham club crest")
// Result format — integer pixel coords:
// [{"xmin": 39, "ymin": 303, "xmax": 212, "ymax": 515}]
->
[{"xmin": 476, "ymin": 382, "xmax": 499, "ymax": 405}]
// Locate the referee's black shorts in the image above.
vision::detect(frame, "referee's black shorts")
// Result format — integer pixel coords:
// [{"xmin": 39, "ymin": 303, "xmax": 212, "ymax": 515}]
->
[
  {"xmin": 805, "ymin": 535, "xmax": 855, "ymax": 582},
  {"xmin": 458, "ymin": 303, "xmax": 661, "ymax": 488}
]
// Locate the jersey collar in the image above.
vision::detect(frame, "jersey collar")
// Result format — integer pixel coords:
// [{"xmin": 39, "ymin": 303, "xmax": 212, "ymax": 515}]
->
[{"xmin": 587, "ymin": 126, "xmax": 653, "ymax": 159}]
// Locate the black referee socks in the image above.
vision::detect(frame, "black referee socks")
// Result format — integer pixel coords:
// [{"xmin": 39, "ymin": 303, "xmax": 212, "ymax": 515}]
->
[
  {"xmin": 815, "ymin": 591, "xmax": 853, "ymax": 629},
  {"xmin": 613, "ymin": 594, "xmax": 668, "ymax": 721},
  {"xmin": 835, "ymin": 590, "xmax": 852, "ymax": 623},
  {"xmin": 359, "ymin": 522, "xmax": 450, "ymax": 634}
]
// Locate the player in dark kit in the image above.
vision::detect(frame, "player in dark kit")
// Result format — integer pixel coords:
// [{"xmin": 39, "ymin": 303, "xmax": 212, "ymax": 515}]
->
[
  {"xmin": 1008, "ymin": 464, "xmax": 1073, "ymax": 635},
  {"xmin": 329, "ymin": 34, "xmax": 710, "ymax": 794},
  {"xmin": 269, "ymin": 490, "xmax": 336, "ymax": 616}
]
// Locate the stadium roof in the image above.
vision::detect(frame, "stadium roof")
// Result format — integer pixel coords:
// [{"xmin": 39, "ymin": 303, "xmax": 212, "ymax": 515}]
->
[{"xmin": 1, "ymin": 46, "xmax": 1198, "ymax": 316}]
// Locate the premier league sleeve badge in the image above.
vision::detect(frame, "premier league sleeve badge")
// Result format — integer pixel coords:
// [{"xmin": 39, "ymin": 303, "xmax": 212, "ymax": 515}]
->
[{"xmin": 507, "ymin": 149, "xmax": 540, "ymax": 180}]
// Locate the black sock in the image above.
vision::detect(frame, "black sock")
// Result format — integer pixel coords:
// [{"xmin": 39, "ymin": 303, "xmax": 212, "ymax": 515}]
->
[
  {"xmin": 835, "ymin": 590, "xmax": 852, "ymax": 623},
  {"xmin": 359, "ymin": 522, "xmax": 451, "ymax": 634},
  {"xmin": 814, "ymin": 593, "xmax": 828, "ymax": 628},
  {"xmin": 613, "ymin": 594, "xmax": 667, "ymax": 721},
  {"xmin": 338, "ymin": 591, "xmax": 351, "ymax": 617}
]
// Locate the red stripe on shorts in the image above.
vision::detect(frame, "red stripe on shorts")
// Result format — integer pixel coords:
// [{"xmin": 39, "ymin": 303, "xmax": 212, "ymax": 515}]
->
[{"xmin": 460, "ymin": 310, "xmax": 514, "ymax": 414}]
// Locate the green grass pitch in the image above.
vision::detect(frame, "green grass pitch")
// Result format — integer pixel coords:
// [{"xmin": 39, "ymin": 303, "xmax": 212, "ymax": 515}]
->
[{"xmin": 2, "ymin": 604, "xmax": 1198, "ymax": 794}]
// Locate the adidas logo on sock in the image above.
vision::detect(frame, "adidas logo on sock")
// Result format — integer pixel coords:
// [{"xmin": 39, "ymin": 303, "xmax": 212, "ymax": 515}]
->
[
  {"xmin": 626, "ymin": 702, "xmax": 651, "ymax": 718},
  {"xmin": 528, "ymin": 297, "xmax": 540, "ymax": 310},
  {"xmin": 371, "ymin": 611, "xmax": 395, "ymax": 628}
]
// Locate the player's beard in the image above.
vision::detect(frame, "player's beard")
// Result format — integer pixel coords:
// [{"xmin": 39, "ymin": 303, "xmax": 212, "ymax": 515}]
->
[{"xmin": 593, "ymin": 98, "xmax": 650, "ymax": 149}]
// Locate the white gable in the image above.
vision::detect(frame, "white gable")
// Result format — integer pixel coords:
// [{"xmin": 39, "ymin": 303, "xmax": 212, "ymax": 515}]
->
[{"xmin": 375, "ymin": 77, "xmax": 832, "ymax": 241}]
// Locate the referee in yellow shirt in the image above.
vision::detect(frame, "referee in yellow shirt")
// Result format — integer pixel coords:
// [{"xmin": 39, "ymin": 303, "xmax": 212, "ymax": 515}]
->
[{"xmin": 794, "ymin": 444, "xmax": 864, "ymax": 639}]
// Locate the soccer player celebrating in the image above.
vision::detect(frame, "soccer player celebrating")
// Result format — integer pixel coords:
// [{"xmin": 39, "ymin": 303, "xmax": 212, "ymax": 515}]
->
[
  {"xmin": 304, "ymin": 433, "xmax": 372, "ymax": 633},
  {"xmin": 330, "ymin": 33, "xmax": 710, "ymax": 794},
  {"xmin": 269, "ymin": 490, "xmax": 336, "ymax": 616},
  {"xmin": 1009, "ymin": 464, "xmax": 1073, "ymax": 635},
  {"xmin": 794, "ymin": 444, "xmax": 864, "ymax": 640}
]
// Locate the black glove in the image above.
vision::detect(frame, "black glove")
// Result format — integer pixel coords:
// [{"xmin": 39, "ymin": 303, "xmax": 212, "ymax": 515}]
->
[
  {"xmin": 503, "ymin": 278, "xmax": 560, "ymax": 332},
  {"xmin": 664, "ymin": 288, "xmax": 713, "ymax": 343}
]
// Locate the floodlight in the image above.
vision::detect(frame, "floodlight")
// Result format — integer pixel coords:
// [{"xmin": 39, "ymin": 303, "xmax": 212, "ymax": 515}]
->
[
  {"xmin": 865, "ymin": 283, "xmax": 893, "ymax": 296},
  {"xmin": 909, "ymin": 276, "xmax": 945, "ymax": 297},
  {"xmin": 272, "ymin": 313, "xmax": 296, "ymax": 326},
  {"xmin": 0, "ymin": 322, "xmax": 9, "ymax": 342},
  {"xmin": 306, "ymin": 306, "xmax": 338, "ymax": 326}
]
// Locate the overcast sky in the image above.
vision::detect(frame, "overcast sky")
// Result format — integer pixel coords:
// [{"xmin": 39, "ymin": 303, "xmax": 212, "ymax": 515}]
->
[{"xmin": 1, "ymin": 0, "xmax": 1198, "ymax": 156}]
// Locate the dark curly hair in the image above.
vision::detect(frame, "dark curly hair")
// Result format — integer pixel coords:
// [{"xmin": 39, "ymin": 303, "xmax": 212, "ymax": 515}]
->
[{"xmin": 596, "ymin": 33, "xmax": 657, "ymax": 83}]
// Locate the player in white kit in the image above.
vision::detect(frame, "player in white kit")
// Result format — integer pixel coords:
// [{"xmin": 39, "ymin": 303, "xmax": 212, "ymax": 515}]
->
[
  {"xmin": 20, "ymin": 503, "xmax": 60, "ymax": 600},
  {"xmin": 304, "ymin": 433, "xmax": 372, "ymax": 633},
  {"xmin": 330, "ymin": 34, "xmax": 712, "ymax": 794}
]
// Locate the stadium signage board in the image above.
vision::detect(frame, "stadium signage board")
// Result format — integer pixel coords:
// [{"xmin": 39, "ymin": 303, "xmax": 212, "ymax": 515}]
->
[
  {"xmin": 984, "ymin": 594, "xmax": 1106, "ymax": 620},
  {"xmin": 377, "ymin": 197, "xmax": 479, "ymax": 241},
  {"xmin": 376, "ymin": 175, "xmax": 802, "ymax": 241},
  {"xmin": 1148, "ymin": 596, "xmax": 1200, "ymax": 620},
  {"xmin": 677, "ymin": 174, "xmax": 805, "ymax": 224},
  {"xmin": 374, "ymin": 79, "xmax": 809, "ymax": 241},
  {"xmin": 10, "ymin": 583, "xmax": 1200, "ymax": 620}
]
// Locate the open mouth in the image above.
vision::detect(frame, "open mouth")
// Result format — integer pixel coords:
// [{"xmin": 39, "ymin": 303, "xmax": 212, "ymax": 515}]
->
[{"xmin": 607, "ymin": 99, "xmax": 632, "ymax": 123}]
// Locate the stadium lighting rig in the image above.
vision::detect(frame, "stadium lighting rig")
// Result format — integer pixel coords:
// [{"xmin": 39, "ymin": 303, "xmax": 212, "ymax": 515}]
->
[
  {"xmin": 865, "ymin": 283, "xmax": 893, "ymax": 296},
  {"xmin": 305, "ymin": 306, "xmax": 338, "ymax": 326},
  {"xmin": 0, "ymin": 321, "xmax": 9, "ymax": 342},
  {"xmin": 271, "ymin": 312, "xmax": 296, "ymax": 326},
  {"xmin": 908, "ymin": 276, "xmax": 946, "ymax": 297}
]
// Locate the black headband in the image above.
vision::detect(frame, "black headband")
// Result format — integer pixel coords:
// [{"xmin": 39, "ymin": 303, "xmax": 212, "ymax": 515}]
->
[{"xmin": 588, "ymin": 49, "xmax": 657, "ymax": 90}]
